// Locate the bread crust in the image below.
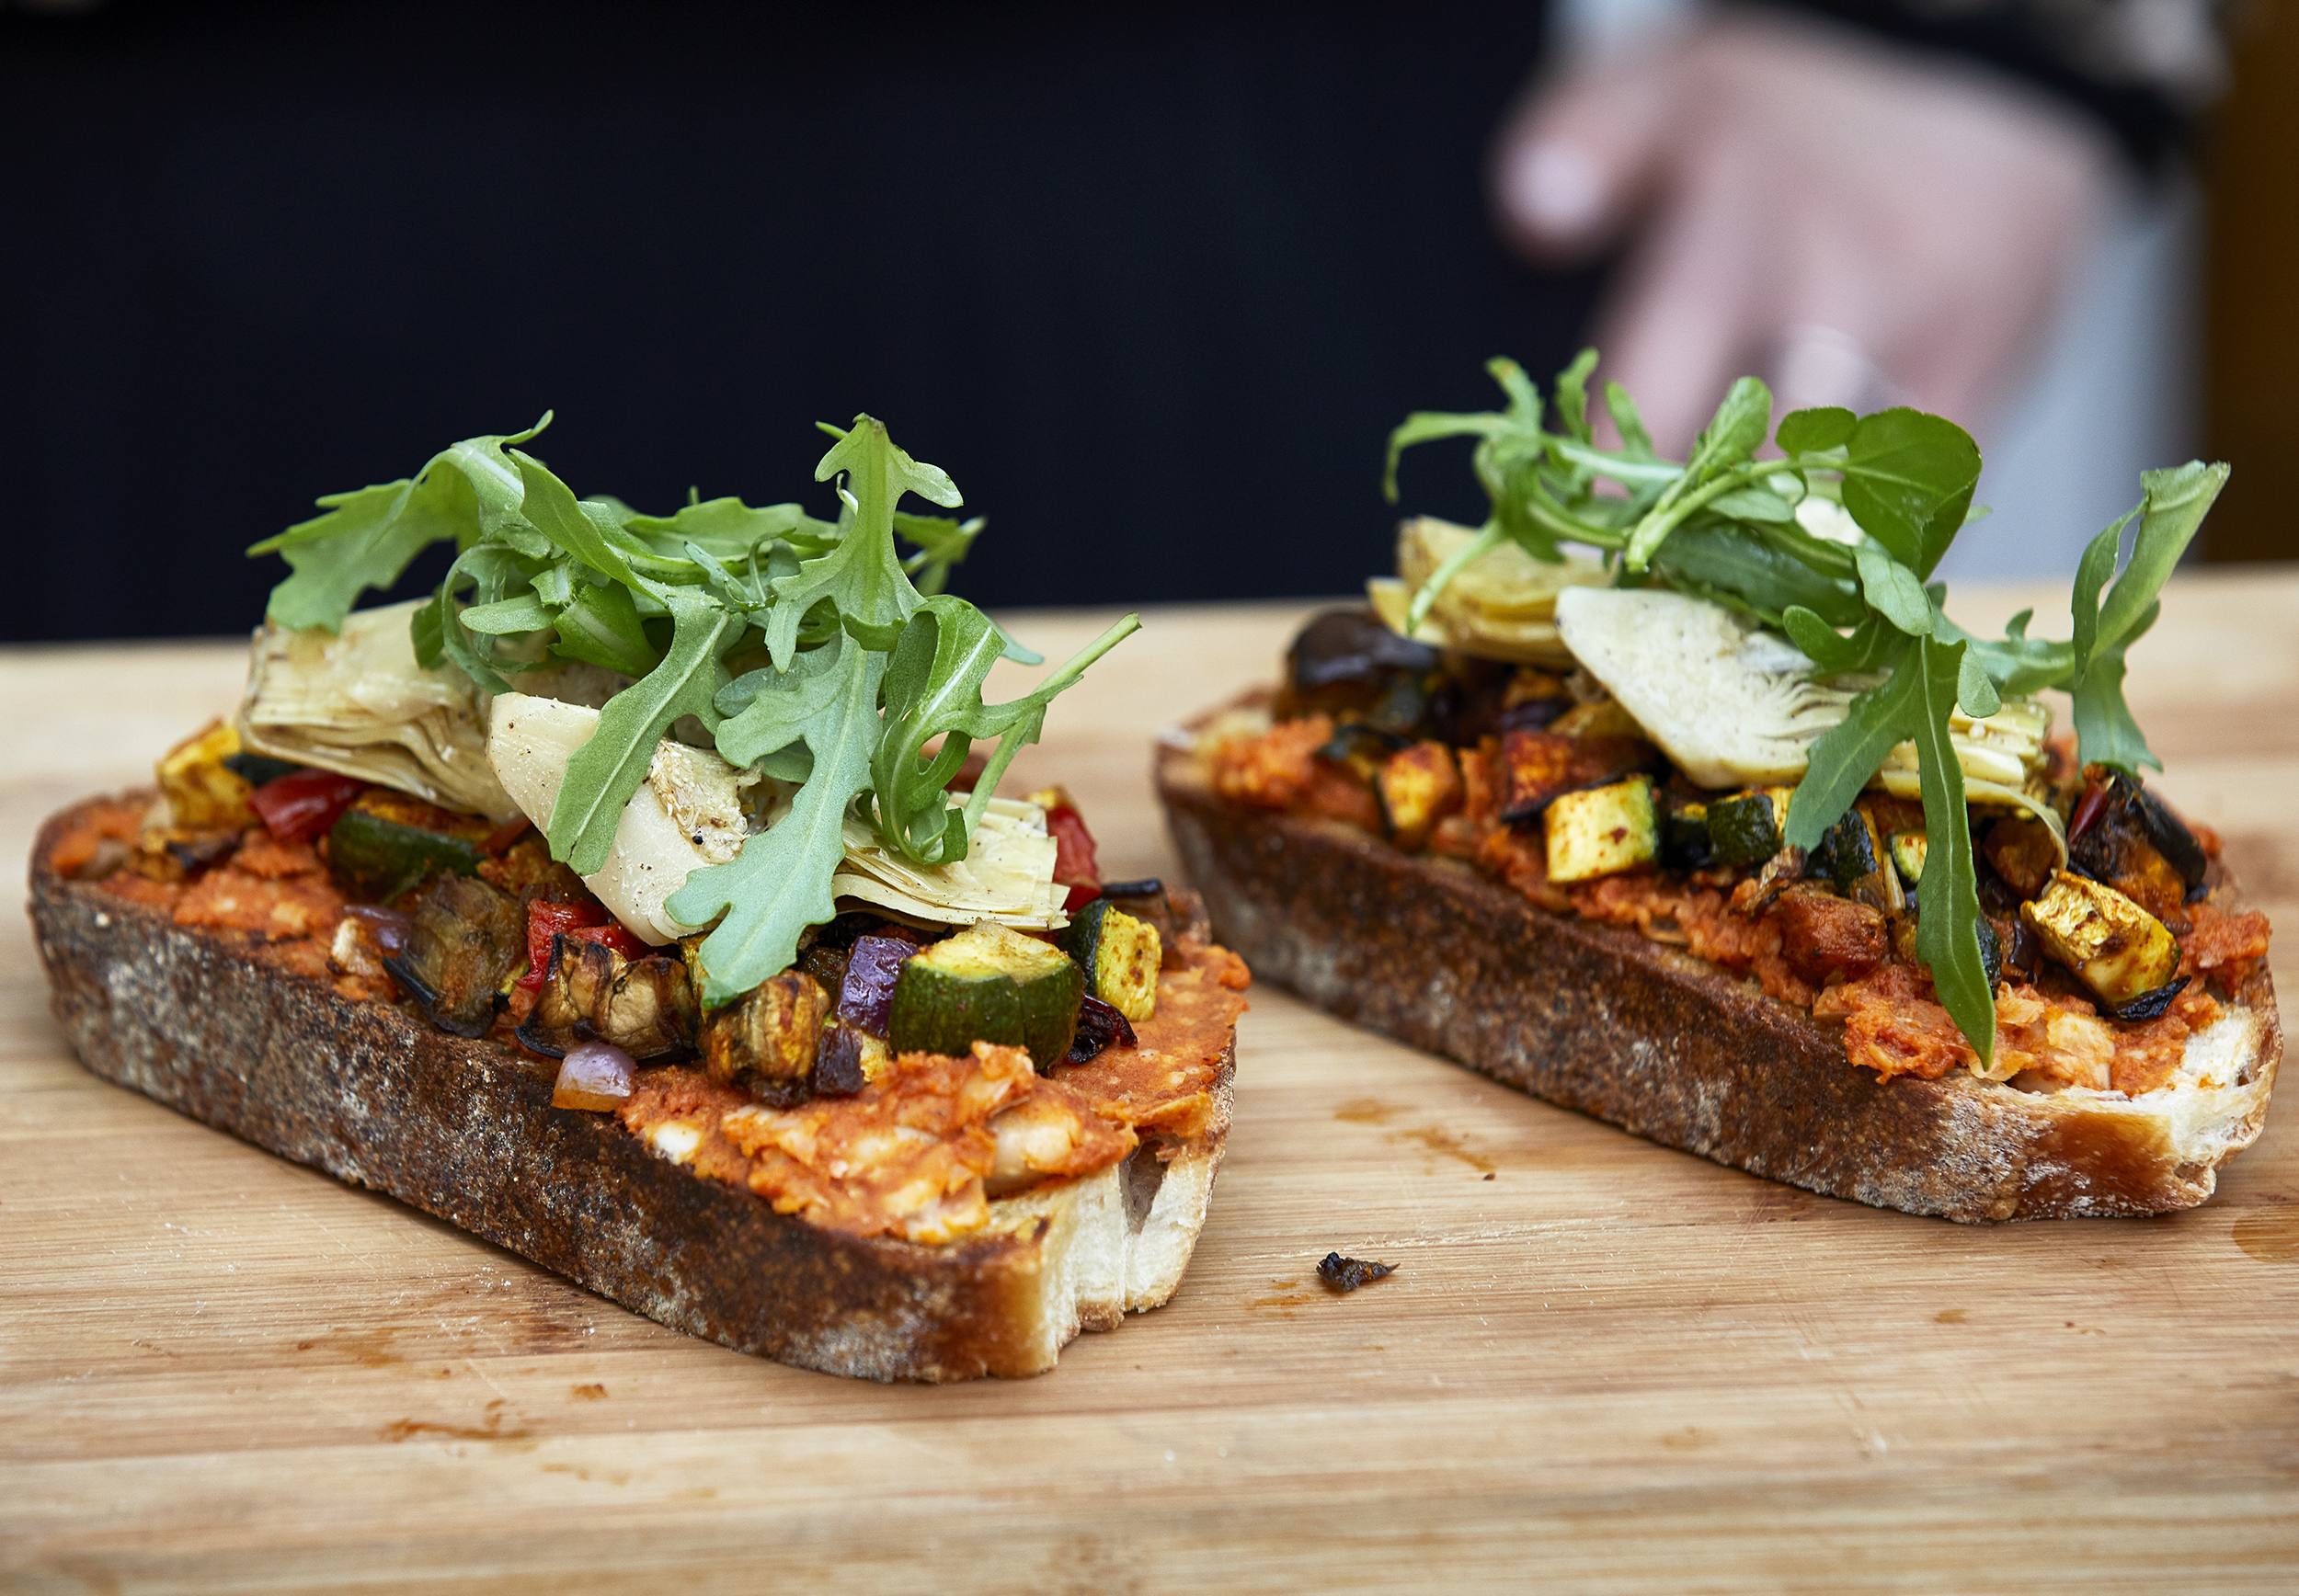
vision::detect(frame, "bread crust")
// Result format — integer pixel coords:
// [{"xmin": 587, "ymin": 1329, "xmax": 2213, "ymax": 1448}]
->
[
  {"xmin": 29, "ymin": 795, "xmax": 1232, "ymax": 1381},
  {"xmin": 1156, "ymin": 705, "xmax": 2279, "ymax": 1222}
]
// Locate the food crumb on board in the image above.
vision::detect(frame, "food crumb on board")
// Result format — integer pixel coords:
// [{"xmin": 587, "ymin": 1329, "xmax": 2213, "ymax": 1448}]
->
[{"xmin": 1316, "ymin": 1252, "xmax": 1396, "ymax": 1294}]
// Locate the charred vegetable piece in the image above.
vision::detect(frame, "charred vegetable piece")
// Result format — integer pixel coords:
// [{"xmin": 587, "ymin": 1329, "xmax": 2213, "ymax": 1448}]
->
[
  {"xmin": 1889, "ymin": 831, "xmax": 1928, "ymax": 885},
  {"xmin": 889, "ymin": 921, "xmax": 1084, "ymax": 1067},
  {"xmin": 1058, "ymin": 899, "xmax": 1161, "ymax": 1022},
  {"xmin": 1027, "ymin": 786, "xmax": 1102, "ymax": 911},
  {"xmin": 701, "ymin": 971, "xmax": 830, "ymax": 1104},
  {"xmin": 1315, "ymin": 1252, "xmax": 1395, "ymax": 1294},
  {"xmin": 1319, "ymin": 722, "xmax": 1408, "ymax": 783},
  {"xmin": 1064, "ymin": 994, "xmax": 1138, "ymax": 1065},
  {"xmin": 836, "ymin": 934, "xmax": 917, "ymax": 1034},
  {"xmin": 1544, "ymin": 775, "xmax": 1658, "ymax": 884},
  {"xmin": 2129, "ymin": 783, "xmax": 2210, "ymax": 896},
  {"xmin": 2020, "ymin": 871, "xmax": 2180, "ymax": 1007},
  {"xmin": 385, "ymin": 873, "xmax": 523, "ymax": 1038},
  {"xmin": 1773, "ymin": 887, "xmax": 1888, "ymax": 987},
  {"xmin": 2071, "ymin": 774, "xmax": 2203, "ymax": 919},
  {"xmin": 1812, "ymin": 808, "xmax": 1903, "ymax": 913},
  {"xmin": 810, "ymin": 1021, "xmax": 874, "ymax": 1097},
  {"xmin": 1983, "ymin": 815, "xmax": 2059, "ymax": 898},
  {"xmin": 326, "ymin": 792, "xmax": 491, "ymax": 901},
  {"xmin": 221, "ymin": 750, "xmax": 303, "ymax": 788},
  {"xmin": 1495, "ymin": 730, "xmax": 1656, "ymax": 823},
  {"xmin": 1285, "ymin": 608, "xmax": 1445, "ymax": 735},
  {"xmin": 2107, "ymin": 975, "xmax": 2190, "ymax": 1023},
  {"xmin": 1660, "ymin": 799, "xmax": 1714, "ymax": 871},
  {"xmin": 517, "ymin": 935, "xmax": 697, "ymax": 1061},
  {"xmin": 519, "ymin": 899, "xmax": 608, "ymax": 991},
  {"xmin": 1974, "ymin": 913, "xmax": 2005, "ymax": 991},
  {"xmin": 157, "ymin": 720, "xmax": 256, "ymax": 830},
  {"xmin": 1705, "ymin": 789, "xmax": 1790, "ymax": 867},
  {"xmin": 250, "ymin": 768, "xmax": 368, "ymax": 845},
  {"xmin": 1375, "ymin": 741, "xmax": 1463, "ymax": 850}
]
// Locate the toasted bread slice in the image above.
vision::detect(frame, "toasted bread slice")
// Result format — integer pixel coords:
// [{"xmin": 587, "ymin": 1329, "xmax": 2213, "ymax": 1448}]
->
[
  {"xmin": 1157, "ymin": 702, "xmax": 2278, "ymax": 1223},
  {"xmin": 29, "ymin": 796, "xmax": 1235, "ymax": 1381}
]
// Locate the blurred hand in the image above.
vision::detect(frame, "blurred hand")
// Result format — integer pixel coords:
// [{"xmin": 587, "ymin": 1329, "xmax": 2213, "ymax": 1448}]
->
[{"xmin": 1493, "ymin": 12, "xmax": 2119, "ymax": 449}]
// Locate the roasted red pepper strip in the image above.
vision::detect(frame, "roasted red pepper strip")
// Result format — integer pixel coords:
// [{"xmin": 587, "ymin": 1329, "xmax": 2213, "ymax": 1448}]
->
[
  {"xmin": 566, "ymin": 920, "xmax": 651, "ymax": 960},
  {"xmin": 2068, "ymin": 779, "xmax": 2112, "ymax": 845},
  {"xmin": 249, "ymin": 769, "xmax": 367, "ymax": 845},
  {"xmin": 1044, "ymin": 803, "xmax": 1102, "ymax": 911},
  {"xmin": 519, "ymin": 899, "xmax": 607, "ymax": 990}
]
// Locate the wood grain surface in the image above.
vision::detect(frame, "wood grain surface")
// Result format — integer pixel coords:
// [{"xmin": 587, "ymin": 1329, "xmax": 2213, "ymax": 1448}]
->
[{"xmin": 6, "ymin": 576, "xmax": 2296, "ymax": 1593}]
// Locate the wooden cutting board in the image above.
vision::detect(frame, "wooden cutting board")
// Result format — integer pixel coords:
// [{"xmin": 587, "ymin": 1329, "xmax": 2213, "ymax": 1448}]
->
[{"xmin": 6, "ymin": 577, "xmax": 2295, "ymax": 1593}]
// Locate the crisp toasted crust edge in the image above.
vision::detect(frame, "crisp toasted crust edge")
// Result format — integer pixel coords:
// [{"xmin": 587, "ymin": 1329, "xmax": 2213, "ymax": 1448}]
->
[
  {"xmin": 1155, "ymin": 702, "xmax": 2280, "ymax": 1223},
  {"xmin": 28, "ymin": 794, "xmax": 1233, "ymax": 1381}
]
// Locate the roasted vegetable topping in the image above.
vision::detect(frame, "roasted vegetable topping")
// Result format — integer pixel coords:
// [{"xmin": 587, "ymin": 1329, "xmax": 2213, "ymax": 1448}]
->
[
  {"xmin": 1705, "ymin": 789, "xmax": 1790, "ymax": 867},
  {"xmin": 1058, "ymin": 900, "xmax": 1161, "ymax": 1023},
  {"xmin": 1983, "ymin": 815, "xmax": 2060, "ymax": 899},
  {"xmin": 384, "ymin": 872, "xmax": 523, "ymax": 1038},
  {"xmin": 835, "ymin": 933, "xmax": 917, "ymax": 1035},
  {"xmin": 1888, "ymin": 830, "xmax": 1927, "ymax": 885},
  {"xmin": 1811, "ymin": 807, "xmax": 1903, "ymax": 914},
  {"xmin": 553, "ymin": 1042, "xmax": 636, "ymax": 1112},
  {"xmin": 1495, "ymin": 730, "xmax": 1655, "ymax": 824},
  {"xmin": 157, "ymin": 720, "xmax": 256, "ymax": 831},
  {"xmin": 1543, "ymin": 775, "xmax": 1658, "ymax": 884},
  {"xmin": 250, "ymin": 768, "xmax": 368, "ymax": 846},
  {"xmin": 518, "ymin": 934, "xmax": 698, "ymax": 1062},
  {"xmin": 1064, "ymin": 994, "xmax": 1139, "ymax": 1065},
  {"xmin": 1375, "ymin": 742, "xmax": 1463, "ymax": 850},
  {"xmin": 700, "ymin": 970, "xmax": 829, "ymax": 1102},
  {"xmin": 1659, "ymin": 798, "xmax": 1714, "ymax": 872},
  {"xmin": 1284, "ymin": 606, "xmax": 1446, "ymax": 734},
  {"xmin": 325, "ymin": 791, "xmax": 490, "ymax": 902},
  {"xmin": 518, "ymin": 898, "xmax": 609, "ymax": 991},
  {"xmin": 2020, "ymin": 871, "xmax": 2180, "ymax": 1009},
  {"xmin": 888, "ymin": 921, "xmax": 1084, "ymax": 1067},
  {"xmin": 1775, "ymin": 888, "xmax": 1888, "ymax": 987}
]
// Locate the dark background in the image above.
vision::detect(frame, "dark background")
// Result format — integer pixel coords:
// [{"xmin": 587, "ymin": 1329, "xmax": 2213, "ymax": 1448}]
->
[{"xmin": 5, "ymin": 0, "xmax": 1596, "ymax": 639}]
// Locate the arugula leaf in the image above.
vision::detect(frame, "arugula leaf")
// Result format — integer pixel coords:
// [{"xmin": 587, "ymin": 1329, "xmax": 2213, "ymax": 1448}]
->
[
  {"xmin": 552, "ymin": 581, "xmax": 658, "ymax": 678},
  {"xmin": 714, "ymin": 641, "xmax": 855, "ymax": 769},
  {"xmin": 670, "ymin": 637, "xmax": 886, "ymax": 1008},
  {"xmin": 250, "ymin": 418, "xmax": 551, "ymax": 632},
  {"xmin": 1622, "ymin": 376, "xmax": 1771, "ymax": 569},
  {"xmin": 1552, "ymin": 347, "xmax": 1598, "ymax": 444},
  {"xmin": 2072, "ymin": 599, "xmax": 2162, "ymax": 773},
  {"xmin": 1852, "ymin": 539, "xmax": 1934, "ymax": 637},
  {"xmin": 872, "ymin": 596, "xmax": 1140, "ymax": 866},
  {"xmin": 1786, "ymin": 633, "xmax": 1995, "ymax": 1062},
  {"xmin": 762, "ymin": 417, "xmax": 951, "ymax": 667},
  {"xmin": 1905, "ymin": 635, "xmax": 1996, "ymax": 1062},
  {"xmin": 1781, "ymin": 608, "xmax": 1896, "ymax": 676},
  {"xmin": 1776, "ymin": 405, "xmax": 1854, "ymax": 455},
  {"xmin": 547, "ymin": 587, "xmax": 737, "ymax": 874},
  {"xmin": 1836, "ymin": 409, "xmax": 1980, "ymax": 577},
  {"xmin": 1603, "ymin": 381, "xmax": 1656, "ymax": 459}
]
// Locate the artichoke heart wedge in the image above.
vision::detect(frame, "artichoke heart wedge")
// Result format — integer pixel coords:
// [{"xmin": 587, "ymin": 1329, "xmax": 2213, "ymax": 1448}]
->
[
  {"xmin": 486, "ymin": 692, "xmax": 1067, "ymax": 946},
  {"xmin": 1554, "ymin": 587, "xmax": 2052, "ymax": 814},
  {"xmin": 239, "ymin": 599, "xmax": 520, "ymax": 821},
  {"xmin": 1367, "ymin": 518, "xmax": 1607, "ymax": 666}
]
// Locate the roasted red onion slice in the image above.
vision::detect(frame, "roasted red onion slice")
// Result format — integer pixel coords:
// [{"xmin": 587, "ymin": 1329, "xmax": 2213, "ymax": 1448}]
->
[{"xmin": 552, "ymin": 1042, "xmax": 636, "ymax": 1112}]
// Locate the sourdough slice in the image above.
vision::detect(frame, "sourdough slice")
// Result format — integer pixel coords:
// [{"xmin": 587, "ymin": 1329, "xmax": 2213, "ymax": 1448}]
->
[
  {"xmin": 29, "ymin": 798, "xmax": 1233, "ymax": 1382},
  {"xmin": 1157, "ymin": 701, "xmax": 2279, "ymax": 1223}
]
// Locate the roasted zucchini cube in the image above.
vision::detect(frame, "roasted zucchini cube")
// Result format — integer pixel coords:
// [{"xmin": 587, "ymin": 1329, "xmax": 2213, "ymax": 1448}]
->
[
  {"xmin": 1375, "ymin": 741, "xmax": 1462, "ymax": 849},
  {"xmin": 326, "ymin": 790, "xmax": 491, "ymax": 901},
  {"xmin": 2019, "ymin": 870, "xmax": 2180, "ymax": 1007},
  {"xmin": 1544, "ymin": 776, "xmax": 1658, "ymax": 884},
  {"xmin": 156, "ymin": 719, "xmax": 255, "ymax": 831},
  {"xmin": 1496, "ymin": 730, "xmax": 1654, "ymax": 823},
  {"xmin": 1812, "ymin": 806, "xmax": 1904, "ymax": 913},
  {"xmin": 1888, "ymin": 831, "xmax": 1927, "ymax": 885},
  {"xmin": 1057, "ymin": 899, "xmax": 1161, "ymax": 1022},
  {"xmin": 1705, "ymin": 788, "xmax": 1790, "ymax": 866},
  {"xmin": 1660, "ymin": 798, "xmax": 1714, "ymax": 871},
  {"xmin": 889, "ymin": 921, "xmax": 1084, "ymax": 1068}
]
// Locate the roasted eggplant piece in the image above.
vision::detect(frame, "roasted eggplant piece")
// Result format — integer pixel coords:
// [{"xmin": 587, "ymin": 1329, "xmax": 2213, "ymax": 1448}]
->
[
  {"xmin": 2020, "ymin": 871, "xmax": 2180, "ymax": 1008},
  {"xmin": 834, "ymin": 933, "xmax": 917, "ymax": 1035},
  {"xmin": 518, "ymin": 935, "xmax": 698, "ymax": 1061},
  {"xmin": 384, "ymin": 873, "xmax": 524, "ymax": 1038},
  {"xmin": 1982, "ymin": 815, "xmax": 2059, "ymax": 898},
  {"xmin": 1374, "ymin": 741, "xmax": 1463, "ymax": 850},
  {"xmin": 1495, "ymin": 730, "xmax": 1657, "ymax": 823},
  {"xmin": 809, "ymin": 1020, "xmax": 874, "ymax": 1097},
  {"xmin": 1283, "ymin": 607, "xmax": 1446, "ymax": 735},
  {"xmin": 1063, "ymin": 994, "xmax": 1139, "ymax": 1065},
  {"xmin": 2071, "ymin": 774, "xmax": 2206, "ymax": 919},
  {"xmin": 1544, "ymin": 775, "xmax": 1658, "ymax": 884},
  {"xmin": 700, "ymin": 970, "xmax": 830, "ymax": 1104},
  {"xmin": 2106, "ymin": 975, "xmax": 2190, "ymax": 1023}
]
